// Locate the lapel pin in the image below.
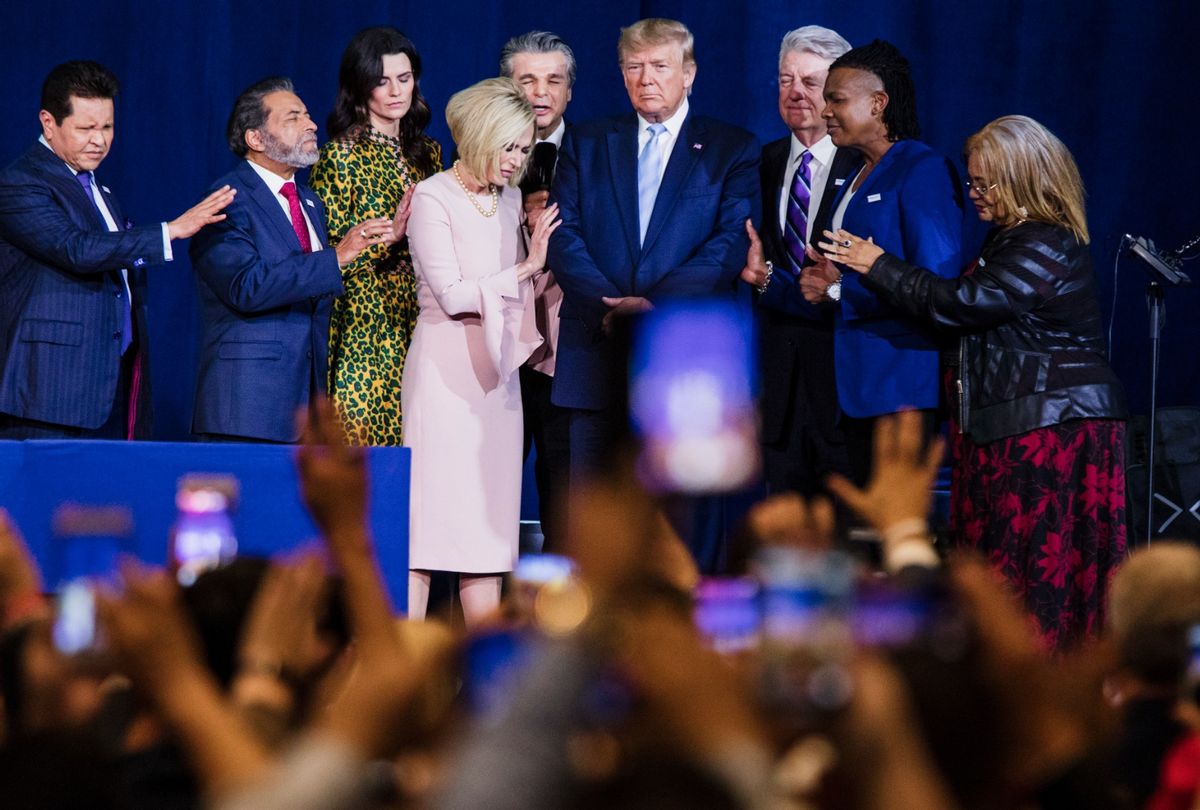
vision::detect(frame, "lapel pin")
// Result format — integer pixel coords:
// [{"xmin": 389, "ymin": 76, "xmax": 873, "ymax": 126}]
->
[
  {"xmin": 692, "ymin": 143, "xmax": 702, "ymax": 150},
  {"xmin": 102, "ymin": 185, "xmax": 111, "ymax": 193},
  {"xmin": 305, "ymin": 199, "xmax": 315, "ymax": 208}
]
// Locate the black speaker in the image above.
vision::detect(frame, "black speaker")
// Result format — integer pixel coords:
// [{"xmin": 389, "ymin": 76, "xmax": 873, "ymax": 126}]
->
[{"xmin": 1127, "ymin": 407, "xmax": 1200, "ymax": 543}]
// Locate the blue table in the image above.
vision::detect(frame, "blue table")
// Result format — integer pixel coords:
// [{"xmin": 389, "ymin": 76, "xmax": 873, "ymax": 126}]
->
[{"xmin": 0, "ymin": 440, "xmax": 410, "ymax": 610}]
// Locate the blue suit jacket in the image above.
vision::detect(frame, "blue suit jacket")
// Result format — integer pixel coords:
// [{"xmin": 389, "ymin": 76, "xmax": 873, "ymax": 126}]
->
[
  {"xmin": 827, "ymin": 139, "xmax": 962, "ymax": 418},
  {"xmin": 189, "ymin": 160, "xmax": 344, "ymax": 442},
  {"xmin": 0, "ymin": 142, "xmax": 162, "ymax": 433},
  {"xmin": 548, "ymin": 112, "xmax": 760, "ymax": 409}
]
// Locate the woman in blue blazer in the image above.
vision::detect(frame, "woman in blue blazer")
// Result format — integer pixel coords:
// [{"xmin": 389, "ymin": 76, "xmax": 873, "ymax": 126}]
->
[{"xmin": 800, "ymin": 40, "xmax": 962, "ymax": 485}]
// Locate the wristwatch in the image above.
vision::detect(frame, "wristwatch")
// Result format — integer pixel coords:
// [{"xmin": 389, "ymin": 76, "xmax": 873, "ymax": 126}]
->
[{"xmin": 826, "ymin": 274, "xmax": 843, "ymax": 302}]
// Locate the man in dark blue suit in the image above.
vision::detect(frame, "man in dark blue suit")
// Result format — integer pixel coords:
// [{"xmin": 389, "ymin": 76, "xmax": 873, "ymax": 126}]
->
[
  {"xmin": 740, "ymin": 26, "xmax": 859, "ymax": 498},
  {"xmin": 190, "ymin": 77, "xmax": 394, "ymax": 443},
  {"xmin": 501, "ymin": 30, "xmax": 576, "ymax": 551},
  {"xmin": 0, "ymin": 61, "xmax": 235, "ymax": 439},
  {"xmin": 548, "ymin": 18, "xmax": 760, "ymax": 570}
]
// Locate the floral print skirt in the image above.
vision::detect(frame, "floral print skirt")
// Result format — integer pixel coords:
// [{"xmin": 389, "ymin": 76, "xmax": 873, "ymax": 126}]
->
[{"xmin": 951, "ymin": 418, "xmax": 1129, "ymax": 650}]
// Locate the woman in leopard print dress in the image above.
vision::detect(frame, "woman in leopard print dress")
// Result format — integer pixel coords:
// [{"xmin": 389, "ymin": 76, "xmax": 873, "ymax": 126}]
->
[{"xmin": 311, "ymin": 26, "xmax": 442, "ymax": 445}]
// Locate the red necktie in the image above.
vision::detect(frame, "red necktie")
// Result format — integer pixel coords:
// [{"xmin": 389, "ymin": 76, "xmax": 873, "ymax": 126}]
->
[{"xmin": 279, "ymin": 181, "xmax": 313, "ymax": 253}]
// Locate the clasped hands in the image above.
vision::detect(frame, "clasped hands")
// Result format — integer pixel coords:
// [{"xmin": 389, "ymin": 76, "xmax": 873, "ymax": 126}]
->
[{"xmin": 796, "ymin": 228, "xmax": 884, "ymax": 303}]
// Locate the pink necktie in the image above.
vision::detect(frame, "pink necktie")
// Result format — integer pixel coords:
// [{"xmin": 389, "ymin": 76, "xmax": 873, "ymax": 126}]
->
[{"xmin": 279, "ymin": 181, "xmax": 312, "ymax": 254}]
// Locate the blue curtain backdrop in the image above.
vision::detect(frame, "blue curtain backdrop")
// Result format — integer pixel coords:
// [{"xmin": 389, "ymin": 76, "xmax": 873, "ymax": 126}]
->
[{"xmin": 1, "ymin": 0, "xmax": 1197, "ymax": 439}]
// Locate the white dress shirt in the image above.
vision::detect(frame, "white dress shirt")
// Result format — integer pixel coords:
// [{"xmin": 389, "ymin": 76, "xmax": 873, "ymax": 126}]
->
[
  {"xmin": 540, "ymin": 118, "xmax": 566, "ymax": 149},
  {"xmin": 776, "ymin": 133, "xmax": 837, "ymax": 242},
  {"xmin": 636, "ymin": 97, "xmax": 689, "ymax": 184},
  {"xmin": 245, "ymin": 160, "xmax": 323, "ymax": 250}
]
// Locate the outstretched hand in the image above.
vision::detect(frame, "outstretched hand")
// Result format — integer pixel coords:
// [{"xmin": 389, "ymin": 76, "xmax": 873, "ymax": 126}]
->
[
  {"xmin": 168, "ymin": 185, "xmax": 237, "ymax": 240},
  {"xmin": 818, "ymin": 228, "xmax": 882, "ymax": 275},
  {"xmin": 391, "ymin": 186, "xmax": 415, "ymax": 241},
  {"xmin": 296, "ymin": 400, "xmax": 368, "ymax": 543},
  {"xmin": 520, "ymin": 202, "xmax": 562, "ymax": 281}
]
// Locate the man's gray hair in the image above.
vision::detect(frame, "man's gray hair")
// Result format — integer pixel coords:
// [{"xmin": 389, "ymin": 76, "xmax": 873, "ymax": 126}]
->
[
  {"xmin": 499, "ymin": 31, "xmax": 577, "ymax": 87},
  {"xmin": 778, "ymin": 25, "xmax": 851, "ymax": 68}
]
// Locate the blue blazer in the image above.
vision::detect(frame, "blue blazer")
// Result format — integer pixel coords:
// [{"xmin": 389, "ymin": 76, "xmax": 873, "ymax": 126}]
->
[
  {"xmin": 548, "ymin": 112, "xmax": 760, "ymax": 409},
  {"xmin": 189, "ymin": 160, "xmax": 344, "ymax": 442},
  {"xmin": 0, "ymin": 142, "xmax": 162, "ymax": 433},
  {"xmin": 827, "ymin": 139, "xmax": 962, "ymax": 418}
]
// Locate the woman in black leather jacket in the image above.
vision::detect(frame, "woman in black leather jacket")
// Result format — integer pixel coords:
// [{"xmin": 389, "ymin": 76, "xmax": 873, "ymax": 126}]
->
[{"xmin": 821, "ymin": 115, "xmax": 1128, "ymax": 649}]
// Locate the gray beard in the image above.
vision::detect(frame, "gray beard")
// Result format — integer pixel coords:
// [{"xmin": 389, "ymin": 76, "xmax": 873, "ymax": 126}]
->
[{"xmin": 260, "ymin": 129, "xmax": 318, "ymax": 168}]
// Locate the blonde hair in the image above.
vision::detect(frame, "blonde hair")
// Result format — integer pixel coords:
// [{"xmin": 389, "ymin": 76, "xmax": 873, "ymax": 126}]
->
[
  {"xmin": 618, "ymin": 18, "xmax": 695, "ymax": 67},
  {"xmin": 965, "ymin": 115, "xmax": 1089, "ymax": 243},
  {"xmin": 445, "ymin": 78, "xmax": 535, "ymax": 189}
]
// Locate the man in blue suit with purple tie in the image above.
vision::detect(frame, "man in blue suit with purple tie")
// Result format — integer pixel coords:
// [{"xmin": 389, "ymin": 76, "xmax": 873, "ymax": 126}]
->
[
  {"xmin": 0, "ymin": 61, "xmax": 235, "ymax": 439},
  {"xmin": 190, "ymin": 77, "xmax": 394, "ymax": 443},
  {"xmin": 549, "ymin": 18, "xmax": 760, "ymax": 570}
]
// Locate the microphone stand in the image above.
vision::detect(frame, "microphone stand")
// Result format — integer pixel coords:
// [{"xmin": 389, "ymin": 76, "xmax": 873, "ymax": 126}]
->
[{"xmin": 1126, "ymin": 235, "xmax": 1192, "ymax": 542}]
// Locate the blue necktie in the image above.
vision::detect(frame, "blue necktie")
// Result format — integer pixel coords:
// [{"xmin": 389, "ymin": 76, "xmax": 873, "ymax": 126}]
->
[
  {"xmin": 78, "ymin": 171, "xmax": 133, "ymax": 355},
  {"xmin": 637, "ymin": 123, "xmax": 668, "ymax": 245},
  {"xmin": 782, "ymin": 151, "xmax": 813, "ymax": 276}
]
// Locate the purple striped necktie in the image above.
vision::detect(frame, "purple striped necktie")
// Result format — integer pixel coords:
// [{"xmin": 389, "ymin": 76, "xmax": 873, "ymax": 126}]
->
[
  {"xmin": 78, "ymin": 171, "xmax": 133, "ymax": 355},
  {"xmin": 782, "ymin": 150, "xmax": 813, "ymax": 276}
]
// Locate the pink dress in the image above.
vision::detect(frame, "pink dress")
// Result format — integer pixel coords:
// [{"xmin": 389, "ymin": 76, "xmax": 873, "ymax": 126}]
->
[{"xmin": 402, "ymin": 172, "xmax": 542, "ymax": 573}]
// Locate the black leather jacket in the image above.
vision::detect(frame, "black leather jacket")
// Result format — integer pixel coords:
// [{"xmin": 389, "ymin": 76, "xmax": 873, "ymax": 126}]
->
[{"xmin": 862, "ymin": 221, "xmax": 1127, "ymax": 444}]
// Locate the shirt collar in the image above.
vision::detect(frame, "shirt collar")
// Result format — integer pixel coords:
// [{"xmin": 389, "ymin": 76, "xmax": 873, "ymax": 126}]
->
[
  {"xmin": 637, "ymin": 97, "xmax": 689, "ymax": 138},
  {"xmin": 245, "ymin": 159, "xmax": 296, "ymax": 197},
  {"xmin": 39, "ymin": 135, "xmax": 85, "ymax": 176},
  {"xmin": 538, "ymin": 119, "xmax": 566, "ymax": 148},
  {"xmin": 787, "ymin": 132, "xmax": 835, "ymax": 168}
]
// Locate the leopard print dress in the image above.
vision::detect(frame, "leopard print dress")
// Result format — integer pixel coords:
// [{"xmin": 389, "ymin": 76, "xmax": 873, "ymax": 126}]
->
[{"xmin": 310, "ymin": 129, "xmax": 441, "ymax": 445}]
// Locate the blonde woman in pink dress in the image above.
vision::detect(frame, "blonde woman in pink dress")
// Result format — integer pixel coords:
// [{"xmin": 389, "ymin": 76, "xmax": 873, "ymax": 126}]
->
[{"xmin": 403, "ymin": 78, "xmax": 561, "ymax": 627}]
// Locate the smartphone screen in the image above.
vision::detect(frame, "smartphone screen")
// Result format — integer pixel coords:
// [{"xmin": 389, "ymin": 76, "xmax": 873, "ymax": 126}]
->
[
  {"xmin": 51, "ymin": 504, "xmax": 131, "ymax": 655},
  {"xmin": 694, "ymin": 576, "xmax": 761, "ymax": 654},
  {"xmin": 172, "ymin": 475, "xmax": 239, "ymax": 586},
  {"xmin": 628, "ymin": 298, "xmax": 759, "ymax": 494},
  {"xmin": 53, "ymin": 580, "xmax": 97, "ymax": 655}
]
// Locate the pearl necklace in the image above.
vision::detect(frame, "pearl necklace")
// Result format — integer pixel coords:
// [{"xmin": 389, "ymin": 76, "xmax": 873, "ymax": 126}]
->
[{"xmin": 452, "ymin": 161, "xmax": 499, "ymax": 217}]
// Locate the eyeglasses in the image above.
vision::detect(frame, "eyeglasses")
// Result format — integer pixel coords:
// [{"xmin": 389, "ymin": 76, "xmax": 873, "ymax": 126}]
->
[{"xmin": 965, "ymin": 179, "xmax": 998, "ymax": 197}]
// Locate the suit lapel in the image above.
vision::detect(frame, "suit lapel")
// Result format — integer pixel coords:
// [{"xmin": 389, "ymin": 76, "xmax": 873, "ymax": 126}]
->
[
  {"xmin": 641, "ymin": 115, "xmax": 703, "ymax": 256},
  {"xmin": 29, "ymin": 144, "xmax": 109, "ymax": 231},
  {"xmin": 842, "ymin": 142, "xmax": 904, "ymax": 223},
  {"xmin": 237, "ymin": 161, "xmax": 306, "ymax": 252},
  {"xmin": 606, "ymin": 117, "xmax": 641, "ymax": 265},
  {"xmin": 812, "ymin": 148, "xmax": 862, "ymax": 240},
  {"xmin": 761, "ymin": 138, "xmax": 789, "ymax": 255}
]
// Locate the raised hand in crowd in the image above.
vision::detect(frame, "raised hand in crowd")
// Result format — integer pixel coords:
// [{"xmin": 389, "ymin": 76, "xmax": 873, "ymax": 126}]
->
[
  {"xmin": 297, "ymin": 400, "xmax": 444, "ymax": 759},
  {"xmin": 232, "ymin": 552, "xmax": 331, "ymax": 747},
  {"xmin": 166, "ymin": 184, "xmax": 238, "ymax": 240},
  {"xmin": 0, "ymin": 509, "xmax": 47, "ymax": 630},
  {"xmin": 826, "ymin": 409, "xmax": 945, "ymax": 568},
  {"xmin": 98, "ymin": 559, "xmax": 272, "ymax": 797},
  {"xmin": 742, "ymin": 491, "xmax": 835, "ymax": 552}
]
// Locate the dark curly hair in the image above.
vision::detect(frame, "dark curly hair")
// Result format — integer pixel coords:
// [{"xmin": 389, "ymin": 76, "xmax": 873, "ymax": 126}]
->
[
  {"xmin": 829, "ymin": 39, "xmax": 920, "ymax": 142},
  {"xmin": 326, "ymin": 26, "xmax": 438, "ymax": 177}
]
